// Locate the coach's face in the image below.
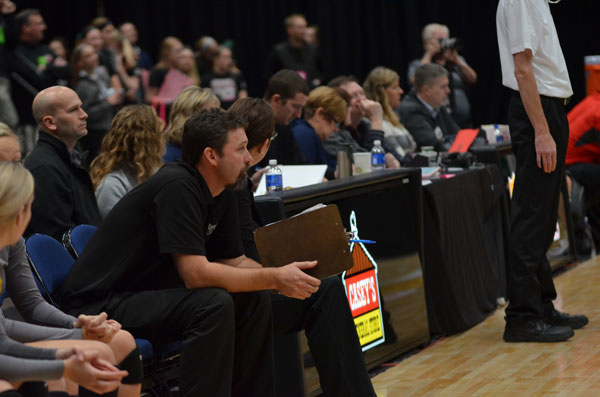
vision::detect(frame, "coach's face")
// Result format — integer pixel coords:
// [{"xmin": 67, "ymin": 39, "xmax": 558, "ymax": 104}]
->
[{"xmin": 217, "ymin": 128, "xmax": 252, "ymax": 189}]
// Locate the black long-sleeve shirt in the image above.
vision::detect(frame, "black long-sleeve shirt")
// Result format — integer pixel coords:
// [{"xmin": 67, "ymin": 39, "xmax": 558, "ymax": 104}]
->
[{"xmin": 24, "ymin": 131, "xmax": 101, "ymax": 241}]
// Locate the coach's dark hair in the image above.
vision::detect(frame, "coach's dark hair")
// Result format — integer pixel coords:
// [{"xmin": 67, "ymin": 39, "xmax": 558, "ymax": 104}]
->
[
  {"xmin": 229, "ymin": 98, "xmax": 276, "ymax": 150},
  {"xmin": 264, "ymin": 69, "xmax": 309, "ymax": 101},
  {"xmin": 181, "ymin": 108, "xmax": 246, "ymax": 166}
]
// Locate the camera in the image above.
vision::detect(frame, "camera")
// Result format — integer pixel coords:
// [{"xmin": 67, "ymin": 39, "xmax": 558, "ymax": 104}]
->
[{"xmin": 438, "ymin": 37, "xmax": 461, "ymax": 52}]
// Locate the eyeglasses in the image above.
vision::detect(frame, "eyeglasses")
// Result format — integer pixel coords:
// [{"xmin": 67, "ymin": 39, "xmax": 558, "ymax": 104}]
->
[
  {"xmin": 270, "ymin": 131, "xmax": 278, "ymax": 141},
  {"xmin": 326, "ymin": 114, "xmax": 342, "ymax": 129}
]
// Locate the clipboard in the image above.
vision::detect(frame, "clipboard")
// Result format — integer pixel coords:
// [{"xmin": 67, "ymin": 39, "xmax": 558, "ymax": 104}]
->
[{"xmin": 254, "ymin": 204, "xmax": 354, "ymax": 279}]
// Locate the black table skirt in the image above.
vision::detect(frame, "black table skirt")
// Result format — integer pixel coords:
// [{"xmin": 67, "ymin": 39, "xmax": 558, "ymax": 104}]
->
[{"xmin": 422, "ymin": 165, "xmax": 508, "ymax": 336}]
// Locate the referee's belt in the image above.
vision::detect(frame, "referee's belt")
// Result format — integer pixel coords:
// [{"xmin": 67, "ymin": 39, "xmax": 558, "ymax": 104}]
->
[{"xmin": 540, "ymin": 94, "xmax": 571, "ymax": 106}]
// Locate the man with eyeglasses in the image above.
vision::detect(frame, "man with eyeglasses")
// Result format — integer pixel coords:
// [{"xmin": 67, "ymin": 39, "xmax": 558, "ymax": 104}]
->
[{"xmin": 230, "ymin": 97, "xmax": 376, "ymax": 397}]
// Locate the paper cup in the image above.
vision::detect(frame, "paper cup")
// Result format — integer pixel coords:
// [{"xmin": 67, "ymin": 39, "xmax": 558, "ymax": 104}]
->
[{"xmin": 353, "ymin": 152, "xmax": 372, "ymax": 174}]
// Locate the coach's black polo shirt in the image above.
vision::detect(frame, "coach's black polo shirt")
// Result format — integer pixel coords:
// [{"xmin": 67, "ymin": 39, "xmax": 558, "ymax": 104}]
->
[{"xmin": 55, "ymin": 162, "xmax": 243, "ymax": 314}]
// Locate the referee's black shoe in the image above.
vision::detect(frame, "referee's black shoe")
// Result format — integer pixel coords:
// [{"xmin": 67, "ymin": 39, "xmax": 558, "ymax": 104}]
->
[
  {"xmin": 543, "ymin": 308, "xmax": 589, "ymax": 330},
  {"xmin": 503, "ymin": 319, "xmax": 574, "ymax": 342}
]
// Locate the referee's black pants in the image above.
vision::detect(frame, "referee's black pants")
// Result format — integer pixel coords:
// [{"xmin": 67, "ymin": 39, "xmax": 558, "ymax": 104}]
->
[
  {"xmin": 505, "ymin": 92, "xmax": 569, "ymax": 323},
  {"xmin": 271, "ymin": 276, "xmax": 376, "ymax": 397},
  {"xmin": 102, "ymin": 288, "xmax": 274, "ymax": 397}
]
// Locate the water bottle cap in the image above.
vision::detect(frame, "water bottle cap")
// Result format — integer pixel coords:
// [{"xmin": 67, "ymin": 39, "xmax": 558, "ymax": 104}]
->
[
  {"xmin": 494, "ymin": 124, "xmax": 499, "ymax": 129},
  {"xmin": 268, "ymin": 159, "xmax": 277, "ymax": 165},
  {"xmin": 374, "ymin": 140, "xmax": 381, "ymax": 145}
]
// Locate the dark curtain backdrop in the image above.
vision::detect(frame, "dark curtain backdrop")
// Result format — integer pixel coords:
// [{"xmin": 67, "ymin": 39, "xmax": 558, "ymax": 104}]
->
[{"xmin": 17, "ymin": 0, "xmax": 600, "ymax": 126}]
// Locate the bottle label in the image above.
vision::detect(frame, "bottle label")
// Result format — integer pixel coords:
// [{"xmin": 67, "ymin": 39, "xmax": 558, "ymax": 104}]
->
[
  {"xmin": 371, "ymin": 153, "xmax": 385, "ymax": 167},
  {"xmin": 266, "ymin": 174, "xmax": 283, "ymax": 192}
]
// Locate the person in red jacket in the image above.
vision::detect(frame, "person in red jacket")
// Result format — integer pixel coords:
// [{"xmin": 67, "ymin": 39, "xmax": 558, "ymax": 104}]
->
[{"xmin": 566, "ymin": 91, "xmax": 600, "ymax": 250}]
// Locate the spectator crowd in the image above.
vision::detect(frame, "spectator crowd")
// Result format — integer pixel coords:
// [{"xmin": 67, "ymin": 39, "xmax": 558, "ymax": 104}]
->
[{"xmin": 0, "ymin": 2, "xmax": 597, "ymax": 396}]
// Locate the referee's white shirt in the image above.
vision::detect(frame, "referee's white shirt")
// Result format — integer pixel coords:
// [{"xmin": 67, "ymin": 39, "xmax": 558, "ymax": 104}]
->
[{"xmin": 496, "ymin": 0, "xmax": 572, "ymax": 98}]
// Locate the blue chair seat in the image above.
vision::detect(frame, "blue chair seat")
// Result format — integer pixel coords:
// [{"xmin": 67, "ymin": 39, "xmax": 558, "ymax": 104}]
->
[
  {"xmin": 26, "ymin": 234, "xmax": 75, "ymax": 304},
  {"xmin": 135, "ymin": 338, "xmax": 154, "ymax": 360},
  {"xmin": 155, "ymin": 341, "xmax": 182, "ymax": 357},
  {"xmin": 27, "ymin": 231, "xmax": 182, "ymax": 393},
  {"xmin": 63, "ymin": 224, "xmax": 98, "ymax": 258}
]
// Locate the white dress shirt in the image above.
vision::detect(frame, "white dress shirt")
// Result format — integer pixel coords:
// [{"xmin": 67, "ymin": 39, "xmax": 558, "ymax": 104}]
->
[{"xmin": 496, "ymin": 0, "xmax": 572, "ymax": 98}]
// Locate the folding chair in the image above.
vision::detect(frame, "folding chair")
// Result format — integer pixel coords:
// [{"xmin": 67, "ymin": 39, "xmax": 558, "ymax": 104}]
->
[
  {"xmin": 62, "ymin": 224, "xmax": 98, "ymax": 258},
  {"xmin": 25, "ymin": 234, "xmax": 160, "ymax": 360},
  {"xmin": 61, "ymin": 227, "xmax": 182, "ymax": 394},
  {"xmin": 25, "ymin": 233, "xmax": 74, "ymax": 305}
]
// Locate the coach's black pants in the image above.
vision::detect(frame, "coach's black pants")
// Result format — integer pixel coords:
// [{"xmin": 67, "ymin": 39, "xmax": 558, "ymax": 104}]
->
[
  {"xmin": 505, "ymin": 92, "xmax": 568, "ymax": 323},
  {"xmin": 100, "ymin": 288, "xmax": 274, "ymax": 397},
  {"xmin": 271, "ymin": 277, "xmax": 376, "ymax": 397}
]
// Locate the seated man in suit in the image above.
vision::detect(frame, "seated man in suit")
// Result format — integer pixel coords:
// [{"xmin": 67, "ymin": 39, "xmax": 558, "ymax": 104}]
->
[{"xmin": 398, "ymin": 63, "xmax": 460, "ymax": 151}]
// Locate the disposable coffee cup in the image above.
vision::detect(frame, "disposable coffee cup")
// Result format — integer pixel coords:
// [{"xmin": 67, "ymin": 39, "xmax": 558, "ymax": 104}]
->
[{"xmin": 353, "ymin": 152, "xmax": 372, "ymax": 174}]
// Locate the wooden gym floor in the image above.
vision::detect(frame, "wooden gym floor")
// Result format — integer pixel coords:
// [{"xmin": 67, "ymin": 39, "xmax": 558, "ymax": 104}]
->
[{"xmin": 371, "ymin": 255, "xmax": 600, "ymax": 396}]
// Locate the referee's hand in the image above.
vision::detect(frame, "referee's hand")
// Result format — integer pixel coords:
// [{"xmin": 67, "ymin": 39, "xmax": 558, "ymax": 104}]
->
[{"xmin": 535, "ymin": 132, "xmax": 557, "ymax": 173}]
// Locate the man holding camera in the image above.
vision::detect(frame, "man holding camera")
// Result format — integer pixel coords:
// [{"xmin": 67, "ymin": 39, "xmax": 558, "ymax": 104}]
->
[{"xmin": 407, "ymin": 23, "xmax": 477, "ymax": 128}]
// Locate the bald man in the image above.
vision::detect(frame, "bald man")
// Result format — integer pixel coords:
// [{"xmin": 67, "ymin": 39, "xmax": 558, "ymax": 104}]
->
[{"xmin": 24, "ymin": 86, "xmax": 101, "ymax": 240}]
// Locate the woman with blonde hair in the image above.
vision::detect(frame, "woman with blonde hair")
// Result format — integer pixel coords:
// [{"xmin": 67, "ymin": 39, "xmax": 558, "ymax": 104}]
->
[
  {"xmin": 0, "ymin": 162, "xmax": 133, "ymax": 396},
  {"xmin": 0, "ymin": 163, "xmax": 34, "ymax": 243},
  {"xmin": 291, "ymin": 86, "xmax": 347, "ymax": 179},
  {"xmin": 154, "ymin": 47, "xmax": 201, "ymax": 103},
  {"xmin": 91, "ymin": 105, "xmax": 165, "ymax": 217},
  {"xmin": 163, "ymin": 86, "xmax": 220, "ymax": 162},
  {"xmin": 146, "ymin": 36, "xmax": 183, "ymax": 104},
  {"xmin": 363, "ymin": 66, "xmax": 417, "ymax": 158},
  {"xmin": 106, "ymin": 30, "xmax": 141, "ymax": 104},
  {"xmin": 70, "ymin": 43, "xmax": 116, "ymax": 162}
]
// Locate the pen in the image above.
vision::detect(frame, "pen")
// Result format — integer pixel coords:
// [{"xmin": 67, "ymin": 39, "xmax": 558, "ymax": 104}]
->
[{"xmin": 349, "ymin": 239, "xmax": 376, "ymax": 244}]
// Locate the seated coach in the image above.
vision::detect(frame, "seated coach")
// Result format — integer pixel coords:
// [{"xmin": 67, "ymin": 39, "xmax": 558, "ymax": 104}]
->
[{"xmin": 54, "ymin": 109, "xmax": 321, "ymax": 396}]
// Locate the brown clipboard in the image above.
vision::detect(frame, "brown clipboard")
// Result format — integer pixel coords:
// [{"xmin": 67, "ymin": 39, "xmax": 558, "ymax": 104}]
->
[{"xmin": 254, "ymin": 204, "xmax": 354, "ymax": 279}]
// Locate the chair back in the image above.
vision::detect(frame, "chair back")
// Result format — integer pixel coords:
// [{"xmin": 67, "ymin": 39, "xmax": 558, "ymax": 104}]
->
[
  {"xmin": 25, "ymin": 234, "xmax": 75, "ymax": 303},
  {"xmin": 64, "ymin": 224, "xmax": 98, "ymax": 257},
  {"xmin": 26, "ymin": 233, "xmax": 170, "ymax": 368}
]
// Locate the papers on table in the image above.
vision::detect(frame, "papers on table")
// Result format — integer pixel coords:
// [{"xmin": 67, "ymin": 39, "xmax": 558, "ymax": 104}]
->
[{"xmin": 254, "ymin": 164, "xmax": 328, "ymax": 196}]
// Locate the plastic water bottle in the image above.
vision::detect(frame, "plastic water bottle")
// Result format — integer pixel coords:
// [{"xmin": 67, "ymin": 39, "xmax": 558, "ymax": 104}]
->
[
  {"xmin": 371, "ymin": 140, "xmax": 385, "ymax": 171},
  {"xmin": 494, "ymin": 124, "xmax": 504, "ymax": 143},
  {"xmin": 266, "ymin": 159, "xmax": 283, "ymax": 193}
]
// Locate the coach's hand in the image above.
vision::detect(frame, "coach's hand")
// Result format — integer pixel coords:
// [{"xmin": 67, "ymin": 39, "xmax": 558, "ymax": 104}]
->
[{"xmin": 275, "ymin": 261, "xmax": 321, "ymax": 299}]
